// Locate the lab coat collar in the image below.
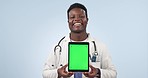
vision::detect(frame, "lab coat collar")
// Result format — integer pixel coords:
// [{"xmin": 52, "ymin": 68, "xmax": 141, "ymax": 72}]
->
[{"xmin": 64, "ymin": 33, "xmax": 94, "ymax": 42}]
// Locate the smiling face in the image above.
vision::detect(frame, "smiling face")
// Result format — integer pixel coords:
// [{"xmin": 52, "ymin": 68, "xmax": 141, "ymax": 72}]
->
[{"xmin": 68, "ymin": 8, "xmax": 88, "ymax": 33}]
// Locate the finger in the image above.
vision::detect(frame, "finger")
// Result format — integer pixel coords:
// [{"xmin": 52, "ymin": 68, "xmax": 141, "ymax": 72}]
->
[
  {"xmin": 89, "ymin": 65, "xmax": 94, "ymax": 73},
  {"xmin": 84, "ymin": 65, "xmax": 97, "ymax": 77},
  {"xmin": 62, "ymin": 72, "xmax": 73, "ymax": 77},
  {"xmin": 58, "ymin": 64, "xmax": 68, "ymax": 76},
  {"xmin": 83, "ymin": 72, "xmax": 89, "ymax": 77},
  {"xmin": 86, "ymin": 72, "xmax": 96, "ymax": 78},
  {"xmin": 61, "ymin": 71, "xmax": 70, "ymax": 77},
  {"xmin": 88, "ymin": 70, "xmax": 98, "ymax": 77},
  {"xmin": 61, "ymin": 64, "xmax": 68, "ymax": 70},
  {"xmin": 89, "ymin": 65, "xmax": 95, "ymax": 69},
  {"xmin": 68, "ymin": 72, "xmax": 74, "ymax": 77},
  {"xmin": 62, "ymin": 64, "xmax": 68, "ymax": 68}
]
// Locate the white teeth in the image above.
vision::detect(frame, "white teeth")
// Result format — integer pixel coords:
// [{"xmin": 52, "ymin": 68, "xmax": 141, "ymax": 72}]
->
[{"xmin": 74, "ymin": 23, "xmax": 82, "ymax": 26}]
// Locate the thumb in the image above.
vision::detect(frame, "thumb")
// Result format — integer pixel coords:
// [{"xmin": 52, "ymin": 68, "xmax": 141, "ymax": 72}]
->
[{"xmin": 62, "ymin": 64, "xmax": 68, "ymax": 70}]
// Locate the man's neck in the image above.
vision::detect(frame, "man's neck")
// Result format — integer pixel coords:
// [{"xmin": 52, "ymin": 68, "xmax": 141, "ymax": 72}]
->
[{"xmin": 70, "ymin": 32, "xmax": 88, "ymax": 41}]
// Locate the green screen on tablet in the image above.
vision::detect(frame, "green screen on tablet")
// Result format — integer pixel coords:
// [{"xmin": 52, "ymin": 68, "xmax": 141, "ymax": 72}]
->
[{"xmin": 68, "ymin": 42, "xmax": 89, "ymax": 72}]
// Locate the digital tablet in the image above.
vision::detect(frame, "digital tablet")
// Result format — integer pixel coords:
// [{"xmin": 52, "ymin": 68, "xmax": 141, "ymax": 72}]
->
[{"xmin": 68, "ymin": 42, "xmax": 89, "ymax": 72}]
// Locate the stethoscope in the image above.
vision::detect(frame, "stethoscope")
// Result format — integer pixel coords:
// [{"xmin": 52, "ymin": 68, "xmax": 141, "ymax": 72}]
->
[{"xmin": 54, "ymin": 36, "xmax": 99, "ymax": 63}]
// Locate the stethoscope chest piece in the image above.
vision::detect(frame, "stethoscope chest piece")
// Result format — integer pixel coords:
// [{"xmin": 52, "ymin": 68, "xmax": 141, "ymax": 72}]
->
[{"xmin": 91, "ymin": 51, "xmax": 98, "ymax": 62}]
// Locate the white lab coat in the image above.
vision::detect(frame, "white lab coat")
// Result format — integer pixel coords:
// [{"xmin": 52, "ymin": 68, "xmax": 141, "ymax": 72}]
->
[{"xmin": 42, "ymin": 34, "xmax": 117, "ymax": 78}]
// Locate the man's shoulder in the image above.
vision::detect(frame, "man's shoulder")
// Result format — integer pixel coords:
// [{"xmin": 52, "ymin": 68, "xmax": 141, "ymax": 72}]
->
[{"xmin": 89, "ymin": 35, "xmax": 106, "ymax": 46}]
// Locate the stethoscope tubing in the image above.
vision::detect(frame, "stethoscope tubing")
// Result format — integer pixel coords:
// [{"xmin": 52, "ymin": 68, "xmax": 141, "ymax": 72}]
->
[{"xmin": 54, "ymin": 36, "xmax": 98, "ymax": 62}]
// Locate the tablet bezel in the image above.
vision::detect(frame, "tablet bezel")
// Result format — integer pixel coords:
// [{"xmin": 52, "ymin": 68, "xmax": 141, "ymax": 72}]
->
[{"xmin": 68, "ymin": 42, "xmax": 89, "ymax": 72}]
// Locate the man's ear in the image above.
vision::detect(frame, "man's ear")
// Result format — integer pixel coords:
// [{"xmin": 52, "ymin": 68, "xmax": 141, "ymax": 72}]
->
[
  {"xmin": 87, "ymin": 18, "xmax": 89, "ymax": 21},
  {"xmin": 86, "ymin": 18, "xmax": 89, "ymax": 24}
]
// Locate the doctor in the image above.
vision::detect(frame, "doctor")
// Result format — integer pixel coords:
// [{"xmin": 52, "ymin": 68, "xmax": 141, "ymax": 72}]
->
[{"xmin": 42, "ymin": 3, "xmax": 117, "ymax": 78}]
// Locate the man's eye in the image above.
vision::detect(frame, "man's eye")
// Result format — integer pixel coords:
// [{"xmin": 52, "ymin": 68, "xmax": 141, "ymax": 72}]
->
[
  {"xmin": 70, "ymin": 16, "xmax": 75, "ymax": 19},
  {"xmin": 80, "ymin": 16, "xmax": 85, "ymax": 18}
]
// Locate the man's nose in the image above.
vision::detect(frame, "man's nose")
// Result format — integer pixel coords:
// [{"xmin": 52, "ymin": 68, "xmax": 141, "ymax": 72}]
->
[{"xmin": 74, "ymin": 16, "xmax": 81, "ymax": 22}]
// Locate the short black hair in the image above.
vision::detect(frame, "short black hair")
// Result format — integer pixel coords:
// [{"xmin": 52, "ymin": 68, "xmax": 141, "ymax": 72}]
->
[{"xmin": 67, "ymin": 3, "xmax": 88, "ymax": 18}]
